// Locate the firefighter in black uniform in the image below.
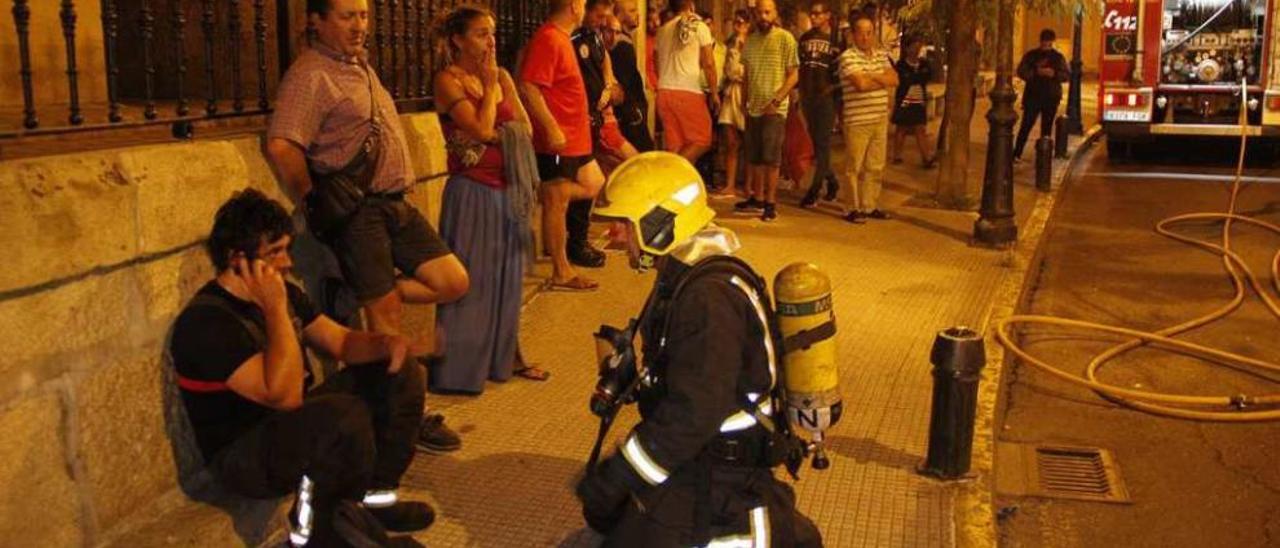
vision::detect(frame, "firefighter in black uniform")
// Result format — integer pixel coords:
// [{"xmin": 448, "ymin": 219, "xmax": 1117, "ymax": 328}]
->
[{"xmin": 575, "ymin": 151, "xmax": 824, "ymax": 547}]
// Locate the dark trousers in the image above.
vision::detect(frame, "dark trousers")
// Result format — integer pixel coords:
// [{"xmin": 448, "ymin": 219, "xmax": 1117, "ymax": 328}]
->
[
  {"xmin": 803, "ymin": 97, "xmax": 838, "ymax": 195},
  {"xmin": 567, "ymin": 199, "xmax": 593, "ymax": 249},
  {"xmin": 621, "ymin": 110, "xmax": 654, "ymax": 153},
  {"xmin": 1014, "ymin": 98, "xmax": 1060, "ymax": 159},
  {"xmin": 209, "ymin": 360, "xmax": 426, "ymax": 510},
  {"xmin": 602, "ymin": 467, "xmax": 823, "ymax": 548}
]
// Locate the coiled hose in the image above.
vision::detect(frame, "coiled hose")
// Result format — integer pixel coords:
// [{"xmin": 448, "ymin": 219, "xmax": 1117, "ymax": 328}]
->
[{"xmin": 995, "ymin": 83, "xmax": 1280, "ymax": 421}]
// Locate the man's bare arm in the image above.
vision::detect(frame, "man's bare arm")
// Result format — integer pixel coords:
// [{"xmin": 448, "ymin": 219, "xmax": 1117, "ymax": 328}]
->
[
  {"xmin": 773, "ymin": 66, "xmax": 799, "ymax": 103},
  {"xmin": 265, "ymin": 138, "xmax": 312, "ymax": 200},
  {"xmin": 700, "ymin": 44, "xmax": 719, "ymax": 97},
  {"xmin": 519, "ymin": 81, "xmax": 566, "ymax": 151}
]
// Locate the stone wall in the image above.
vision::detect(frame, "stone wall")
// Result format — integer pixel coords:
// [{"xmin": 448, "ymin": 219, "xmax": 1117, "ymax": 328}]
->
[{"xmin": 0, "ymin": 113, "xmax": 447, "ymax": 547}]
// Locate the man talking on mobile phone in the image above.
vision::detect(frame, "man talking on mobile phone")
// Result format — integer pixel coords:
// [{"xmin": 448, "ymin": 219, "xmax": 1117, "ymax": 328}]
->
[{"xmin": 169, "ymin": 189, "xmax": 433, "ymax": 547}]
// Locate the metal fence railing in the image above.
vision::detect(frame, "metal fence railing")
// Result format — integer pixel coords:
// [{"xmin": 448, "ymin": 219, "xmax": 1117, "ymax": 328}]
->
[{"xmin": 3, "ymin": 0, "xmax": 548, "ymax": 138}]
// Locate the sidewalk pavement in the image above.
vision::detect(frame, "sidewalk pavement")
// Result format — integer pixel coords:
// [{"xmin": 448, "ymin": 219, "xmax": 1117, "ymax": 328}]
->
[{"xmin": 394, "ymin": 86, "xmax": 1100, "ymax": 547}]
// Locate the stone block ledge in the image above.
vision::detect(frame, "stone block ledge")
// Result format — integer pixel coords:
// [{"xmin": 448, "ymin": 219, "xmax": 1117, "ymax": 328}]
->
[{"xmin": 0, "ymin": 111, "xmax": 448, "ymax": 546}]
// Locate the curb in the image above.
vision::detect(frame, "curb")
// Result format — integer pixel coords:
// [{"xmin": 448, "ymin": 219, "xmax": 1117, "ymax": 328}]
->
[{"xmin": 954, "ymin": 125, "xmax": 1104, "ymax": 548}]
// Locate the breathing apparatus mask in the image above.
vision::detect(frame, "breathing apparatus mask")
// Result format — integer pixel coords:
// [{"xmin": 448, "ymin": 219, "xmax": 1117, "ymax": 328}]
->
[{"xmin": 590, "ymin": 319, "xmax": 641, "ymax": 418}]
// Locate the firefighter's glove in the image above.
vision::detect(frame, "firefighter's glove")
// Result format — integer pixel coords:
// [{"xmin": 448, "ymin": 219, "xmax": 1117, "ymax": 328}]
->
[{"xmin": 575, "ymin": 461, "xmax": 630, "ymax": 534}]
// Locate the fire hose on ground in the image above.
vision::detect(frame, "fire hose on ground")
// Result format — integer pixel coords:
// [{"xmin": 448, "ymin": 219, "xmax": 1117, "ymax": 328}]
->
[{"xmin": 995, "ymin": 82, "xmax": 1280, "ymax": 422}]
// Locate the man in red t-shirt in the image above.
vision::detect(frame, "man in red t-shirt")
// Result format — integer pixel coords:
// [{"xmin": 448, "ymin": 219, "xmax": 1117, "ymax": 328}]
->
[{"xmin": 519, "ymin": 0, "xmax": 607, "ymax": 291}]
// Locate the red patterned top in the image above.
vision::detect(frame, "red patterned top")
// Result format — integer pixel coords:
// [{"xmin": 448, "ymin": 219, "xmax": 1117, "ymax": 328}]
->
[{"xmin": 442, "ymin": 86, "xmax": 516, "ymax": 189}]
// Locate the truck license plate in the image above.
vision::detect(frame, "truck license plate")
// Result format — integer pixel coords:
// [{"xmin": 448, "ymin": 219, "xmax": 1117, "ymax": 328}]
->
[{"xmin": 1103, "ymin": 110, "xmax": 1150, "ymax": 122}]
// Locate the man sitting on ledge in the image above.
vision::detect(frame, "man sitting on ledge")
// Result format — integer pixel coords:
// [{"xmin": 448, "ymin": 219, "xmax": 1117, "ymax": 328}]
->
[{"xmin": 169, "ymin": 189, "xmax": 430, "ymax": 547}]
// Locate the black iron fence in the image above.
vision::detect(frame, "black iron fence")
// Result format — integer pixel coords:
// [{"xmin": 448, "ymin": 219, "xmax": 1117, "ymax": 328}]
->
[{"xmin": 4, "ymin": 0, "xmax": 547, "ymax": 137}]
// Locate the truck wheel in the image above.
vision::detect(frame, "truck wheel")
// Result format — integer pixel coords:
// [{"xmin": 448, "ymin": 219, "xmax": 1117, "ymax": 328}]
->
[{"xmin": 1106, "ymin": 138, "xmax": 1130, "ymax": 164}]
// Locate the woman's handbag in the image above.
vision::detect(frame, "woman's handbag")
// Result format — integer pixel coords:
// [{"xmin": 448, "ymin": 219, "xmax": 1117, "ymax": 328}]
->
[{"xmin": 303, "ymin": 64, "xmax": 382, "ymax": 241}]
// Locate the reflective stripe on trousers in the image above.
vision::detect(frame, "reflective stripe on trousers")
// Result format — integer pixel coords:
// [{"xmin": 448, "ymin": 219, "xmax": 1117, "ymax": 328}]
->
[
  {"xmin": 362, "ymin": 489, "xmax": 398, "ymax": 508},
  {"xmin": 621, "ymin": 432, "xmax": 671, "ymax": 485},
  {"xmin": 289, "ymin": 475, "xmax": 315, "ymax": 547},
  {"xmin": 704, "ymin": 506, "xmax": 771, "ymax": 548}
]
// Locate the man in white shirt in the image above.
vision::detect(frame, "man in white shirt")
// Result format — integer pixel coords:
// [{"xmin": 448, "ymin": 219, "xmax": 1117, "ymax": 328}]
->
[{"xmin": 654, "ymin": 0, "xmax": 719, "ymax": 163}]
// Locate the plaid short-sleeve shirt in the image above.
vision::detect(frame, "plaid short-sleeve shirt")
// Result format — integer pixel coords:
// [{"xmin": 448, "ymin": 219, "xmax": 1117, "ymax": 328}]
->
[
  {"xmin": 269, "ymin": 44, "xmax": 414, "ymax": 194},
  {"xmin": 742, "ymin": 27, "xmax": 799, "ymax": 117}
]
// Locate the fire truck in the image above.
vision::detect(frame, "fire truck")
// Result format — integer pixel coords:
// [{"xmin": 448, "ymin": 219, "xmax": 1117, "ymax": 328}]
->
[{"xmin": 1099, "ymin": 0, "xmax": 1279, "ymax": 161}]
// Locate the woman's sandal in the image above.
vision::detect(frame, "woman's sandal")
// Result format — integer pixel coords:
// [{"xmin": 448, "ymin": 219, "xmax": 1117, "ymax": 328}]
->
[
  {"xmin": 513, "ymin": 365, "xmax": 551, "ymax": 381},
  {"xmin": 548, "ymin": 276, "xmax": 599, "ymax": 292},
  {"xmin": 512, "ymin": 349, "xmax": 550, "ymax": 381}
]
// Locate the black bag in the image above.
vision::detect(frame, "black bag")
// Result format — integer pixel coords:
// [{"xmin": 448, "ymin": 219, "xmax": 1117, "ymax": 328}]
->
[
  {"xmin": 304, "ymin": 135, "xmax": 380, "ymax": 240},
  {"xmin": 303, "ymin": 64, "xmax": 382, "ymax": 241}
]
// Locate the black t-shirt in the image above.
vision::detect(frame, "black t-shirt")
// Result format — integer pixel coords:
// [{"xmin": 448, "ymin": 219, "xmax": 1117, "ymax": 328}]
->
[
  {"xmin": 169, "ymin": 280, "xmax": 320, "ymax": 461},
  {"xmin": 572, "ymin": 27, "xmax": 609, "ymax": 126},
  {"xmin": 798, "ymin": 27, "xmax": 839, "ymax": 100}
]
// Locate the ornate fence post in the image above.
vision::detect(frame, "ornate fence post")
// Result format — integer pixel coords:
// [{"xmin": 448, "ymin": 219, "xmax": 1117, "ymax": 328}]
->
[
  {"xmin": 424, "ymin": 0, "xmax": 435, "ymax": 96},
  {"xmin": 141, "ymin": 0, "xmax": 158, "ymax": 119},
  {"xmin": 171, "ymin": 0, "xmax": 190, "ymax": 116},
  {"xmin": 60, "ymin": 0, "xmax": 84, "ymax": 125},
  {"xmin": 202, "ymin": 0, "xmax": 219, "ymax": 115},
  {"xmin": 254, "ymin": 0, "xmax": 268, "ymax": 110},
  {"xmin": 389, "ymin": 0, "xmax": 400, "ymax": 98},
  {"xmin": 13, "ymin": 0, "xmax": 39, "ymax": 129},
  {"xmin": 229, "ymin": 0, "xmax": 245, "ymax": 112}
]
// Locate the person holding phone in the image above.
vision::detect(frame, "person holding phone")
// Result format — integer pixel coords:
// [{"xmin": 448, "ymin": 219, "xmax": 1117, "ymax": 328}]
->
[{"xmin": 170, "ymin": 189, "xmax": 434, "ymax": 546}]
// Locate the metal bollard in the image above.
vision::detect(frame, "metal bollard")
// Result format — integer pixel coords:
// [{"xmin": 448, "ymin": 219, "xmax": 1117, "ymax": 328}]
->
[
  {"xmin": 1035, "ymin": 137, "xmax": 1054, "ymax": 192},
  {"xmin": 1054, "ymin": 115, "xmax": 1070, "ymax": 158},
  {"xmin": 921, "ymin": 326, "xmax": 986, "ymax": 480}
]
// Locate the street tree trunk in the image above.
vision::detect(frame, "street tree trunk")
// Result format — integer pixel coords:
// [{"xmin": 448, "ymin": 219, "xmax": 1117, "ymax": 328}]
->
[{"xmin": 935, "ymin": 0, "xmax": 980, "ymax": 209}]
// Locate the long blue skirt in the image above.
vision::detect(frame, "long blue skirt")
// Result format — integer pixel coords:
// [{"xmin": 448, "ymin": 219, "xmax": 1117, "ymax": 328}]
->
[{"xmin": 433, "ymin": 175, "xmax": 524, "ymax": 393}]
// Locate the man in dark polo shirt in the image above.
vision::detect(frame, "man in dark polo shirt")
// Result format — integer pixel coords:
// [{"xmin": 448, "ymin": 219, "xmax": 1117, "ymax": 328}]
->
[
  {"xmin": 520, "ymin": 0, "xmax": 608, "ymax": 291},
  {"xmin": 170, "ymin": 189, "xmax": 429, "ymax": 547},
  {"xmin": 265, "ymin": 0, "xmax": 463, "ymax": 454}
]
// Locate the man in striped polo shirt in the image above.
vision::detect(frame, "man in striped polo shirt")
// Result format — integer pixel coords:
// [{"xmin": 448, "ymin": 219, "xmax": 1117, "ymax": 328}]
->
[{"xmin": 836, "ymin": 16, "xmax": 897, "ymax": 223}]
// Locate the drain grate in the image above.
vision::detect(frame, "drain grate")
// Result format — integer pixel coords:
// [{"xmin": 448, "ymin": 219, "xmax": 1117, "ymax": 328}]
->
[{"xmin": 996, "ymin": 443, "xmax": 1131, "ymax": 503}]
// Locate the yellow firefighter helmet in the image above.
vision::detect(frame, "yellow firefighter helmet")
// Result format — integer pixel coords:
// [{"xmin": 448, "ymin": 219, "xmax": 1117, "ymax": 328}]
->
[{"xmin": 592, "ymin": 151, "xmax": 716, "ymax": 257}]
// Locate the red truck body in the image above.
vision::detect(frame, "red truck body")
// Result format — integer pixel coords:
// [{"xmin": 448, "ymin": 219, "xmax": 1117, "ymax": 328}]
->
[{"xmin": 1098, "ymin": 0, "xmax": 1279, "ymax": 159}]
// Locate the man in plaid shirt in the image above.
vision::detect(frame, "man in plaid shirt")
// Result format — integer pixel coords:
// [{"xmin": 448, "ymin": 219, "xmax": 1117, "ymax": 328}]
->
[{"xmin": 265, "ymin": 0, "xmax": 466, "ymax": 458}]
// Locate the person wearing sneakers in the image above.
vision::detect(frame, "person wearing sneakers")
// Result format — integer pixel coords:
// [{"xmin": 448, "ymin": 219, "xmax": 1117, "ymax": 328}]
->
[
  {"xmin": 170, "ymin": 190, "xmax": 431, "ymax": 547},
  {"xmin": 520, "ymin": 0, "xmax": 609, "ymax": 291},
  {"xmin": 266, "ymin": 0, "xmax": 464, "ymax": 457},
  {"xmin": 797, "ymin": 1, "xmax": 841, "ymax": 208},
  {"xmin": 835, "ymin": 15, "xmax": 896, "ymax": 224},
  {"xmin": 735, "ymin": 0, "xmax": 799, "ymax": 222}
]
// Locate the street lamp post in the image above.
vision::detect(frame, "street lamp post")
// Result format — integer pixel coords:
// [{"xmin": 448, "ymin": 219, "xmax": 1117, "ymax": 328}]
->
[
  {"xmin": 1066, "ymin": 4, "xmax": 1084, "ymax": 135},
  {"xmin": 974, "ymin": 0, "xmax": 1018, "ymax": 247}
]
